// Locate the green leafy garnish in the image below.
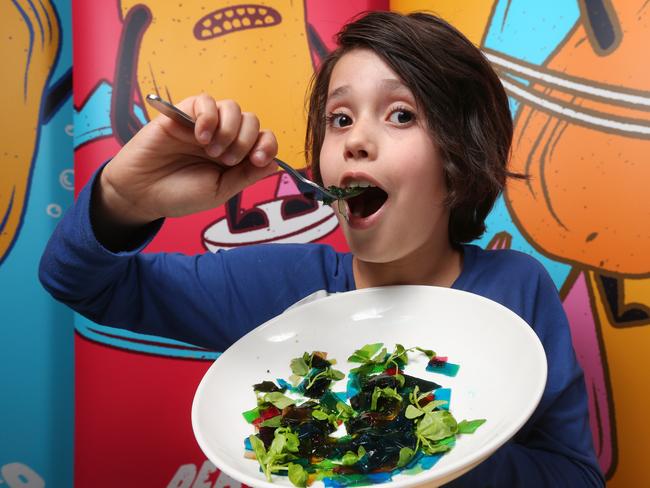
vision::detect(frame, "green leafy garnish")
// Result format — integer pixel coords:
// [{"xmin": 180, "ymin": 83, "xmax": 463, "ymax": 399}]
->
[
  {"xmin": 335, "ymin": 401, "xmax": 356, "ymax": 420},
  {"xmin": 417, "ymin": 410, "xmax": 457, "ymax": 441},
  {"xmin": 288, "ymin": 352, "xmax": 344, "ymax": 395},
  {"xmin": 458, "ymin": 418, "xmax": 487, "ymax": 434},
  {"xmin": 348, "ymin": 343, "xmax": 436, "ymax": 376},
  {"xmin": 288, "ymin": 463, "xmax": 309, "ymax": 487},
  {"xmin": 290, "ymin": 354, "xmax": 311, "ymax": 377},
  {"xmin": 370, "ymin": 386, "xmax": 402, "ymax": 411},
  {"xmin": 397, "ymin": 447, "xmax": 416, "ymax": 468},
  {"xmin": 259, "ymin": 415, "xmax": 282, "ymax": 428},
  {"xmin": 405, "ymin": 385, "xmax": 460, "ymax": 455},
  {"xmin": 261, "ymin": 392, "xmax": 295, "ymax": 409},
  {"xmin": 311, "ymin": 409, "xmax": 330, "ymax": 421},
  {"xmin": 341, "ymin": 446, "xmax": 366, "ymax": 466},
  {"xmin": 348, "ymin": 343, "xmax": 385, "ymax": 363},
  {"xmin": 304, "ymin": 367, "xmax": 345, "ymax": 390},
  {"xmin": 250, "ymin": 427, "xmax": 302, "ymax": 481},
  {"xmin": 406, "ymin": 386, "xmax": 448, "ymax": 419}
]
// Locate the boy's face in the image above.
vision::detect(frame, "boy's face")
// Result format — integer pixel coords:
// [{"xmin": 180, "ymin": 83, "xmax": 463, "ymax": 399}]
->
[{"xmin": 319, "ymin": 49, "xmax": 450, "ymax": 265}]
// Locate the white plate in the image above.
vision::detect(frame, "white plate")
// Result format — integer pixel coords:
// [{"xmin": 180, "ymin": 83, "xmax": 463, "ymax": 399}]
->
[{"xmin": 192, "ymin": 286, "xmax": 547, "ymax": 488}]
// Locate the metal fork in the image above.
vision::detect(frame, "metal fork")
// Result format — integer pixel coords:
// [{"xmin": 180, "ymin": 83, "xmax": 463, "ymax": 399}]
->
[
  {"xmin": 145, "ymin": 94, "xmax": 338, "ymax": 202},
  {"xmin": 272, "ymin": 160, "xmax": 339, "ymax": 203}
]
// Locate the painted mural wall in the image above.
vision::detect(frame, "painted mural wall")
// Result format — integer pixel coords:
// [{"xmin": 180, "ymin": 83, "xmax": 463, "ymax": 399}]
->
[{"xmin": 1, "ymin": 0, "xmax": 647, "ymax": 487}]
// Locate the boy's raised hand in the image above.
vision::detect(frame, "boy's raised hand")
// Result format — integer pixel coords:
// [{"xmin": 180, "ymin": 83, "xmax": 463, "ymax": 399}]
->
[{"xmin": 94, "ymin": 93, "xmax": 278, "ymax": 229}]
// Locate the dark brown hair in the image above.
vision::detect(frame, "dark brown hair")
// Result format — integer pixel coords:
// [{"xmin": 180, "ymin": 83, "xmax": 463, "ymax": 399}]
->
[{"xmin": 306, "ymin": 11, "xmax": 521, "ymax": 244}]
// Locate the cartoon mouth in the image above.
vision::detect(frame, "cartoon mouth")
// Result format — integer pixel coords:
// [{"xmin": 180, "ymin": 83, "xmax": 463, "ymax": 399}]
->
[
  {"xmin": 194, "ymin": 4, "xmax": 282, "ymax": 40},
  {"xmin": 345, "ymin": 186, "xmax": 389, "ymax": 219},
  {"xmin": 203, "ymin": 198, "xmax": 338, "ymax": 250}
]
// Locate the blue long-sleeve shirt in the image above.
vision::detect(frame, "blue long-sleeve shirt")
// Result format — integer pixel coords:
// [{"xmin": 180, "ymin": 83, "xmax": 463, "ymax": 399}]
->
[{"xmin": 39, "ymin": 174, "xmax": 604, "ymax": 487}]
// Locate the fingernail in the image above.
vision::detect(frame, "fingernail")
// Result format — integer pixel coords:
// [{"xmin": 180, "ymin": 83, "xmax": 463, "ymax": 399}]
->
[
  {"xmin": 253, "ymin": 150, "xmax": 266, "ymax": 162},
  {"xmin": 206, "ymin": 144, "xmax": 223, "ymax": 157},
  {"xmin": 222, "ymin": 153, "xmax": 237, "ymax": 165},
  {"xmin": 199, "ymin": 131, "xmax": 211, "ymax": 144}
]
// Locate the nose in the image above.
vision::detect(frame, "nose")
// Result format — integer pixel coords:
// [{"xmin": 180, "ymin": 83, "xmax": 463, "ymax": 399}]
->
[{"xmin": 343, "ymin": 118, "xmax": 377, "ymax": 162}]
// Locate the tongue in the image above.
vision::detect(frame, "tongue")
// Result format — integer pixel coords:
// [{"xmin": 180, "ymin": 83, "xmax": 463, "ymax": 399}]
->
[{"xmin": 347, "ymin": 187, "xmax": 387, "ymax": 218}]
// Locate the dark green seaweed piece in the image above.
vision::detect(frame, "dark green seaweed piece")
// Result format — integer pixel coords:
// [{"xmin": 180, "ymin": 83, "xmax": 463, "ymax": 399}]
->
[
  {"xmin": 303, "ymin": 377, "xmax": 331, "ymax": 398},
  {"xmin": 253, "ymin": 381, "xmax": 285, "ymax": 393},
  {"xmin": 310, "ymin": 354, "xmax": 332, "ymax": 369},
  {"xmin": 402, "ymin": 373, "xmax": 441, "ymax": 392},
  {"xmin": 339, "ymin": 413, "xmax": 418, "ymax": 473},
  {"xmin": 257, "ymin": 426, "xmax": 277, "ymax": 449},
  {"xmin": 281, "ymin": 403, "xmax": 318, "ymax": 426},
  {"xmin": 363, "ymin": 373, "xmax": 400, "ymax": 390},
  {"xmin": 321, "ymin": 186, "xmax": 368, "ymax": 206}
]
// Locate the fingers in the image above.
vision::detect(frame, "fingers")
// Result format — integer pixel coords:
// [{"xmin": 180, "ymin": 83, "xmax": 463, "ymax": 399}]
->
[
  {"xmin": 199, "ymin": 100, "xmax": 277, "ymax": 168},
  {"xmin": 163, "ymin": 94, "xmax": 278, "ymax": 168},
  {"xmin": 218, "ymin": 111, "xmax": 259, "ymax": 164},
  {"xmin": 191, "ymin": 96, "xmax": 259, "ymax": 164},
  {"xmin": 249, "ymin": 130, "xmax": 278, "ymax": 167},
  {"xmin": 205, "ymin": 99, "xmax": 242, "ymax": 159},
  {"xmin": 192, "ymin": 93, "xmax": 219, "ymax": 145}
]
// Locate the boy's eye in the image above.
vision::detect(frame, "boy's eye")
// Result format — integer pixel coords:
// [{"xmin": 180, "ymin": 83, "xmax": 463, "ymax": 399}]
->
[
  {"xmin": 389, "ymin": 109, "xmax": 415, "ymax": 125},
  {"xmin": 328, "ymin": 113, "xmax": 353, "ymax": 128}
]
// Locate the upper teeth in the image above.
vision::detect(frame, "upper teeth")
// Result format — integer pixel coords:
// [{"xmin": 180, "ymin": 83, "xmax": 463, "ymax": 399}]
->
[{"xmin": 344, "ymin": 180, "xmax": 374, "ymax": 189}]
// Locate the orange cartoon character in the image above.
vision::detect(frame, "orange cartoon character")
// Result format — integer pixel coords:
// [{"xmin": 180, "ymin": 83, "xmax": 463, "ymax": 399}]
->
[
  {"xmin": 1, "ymin": 0, "xmax": 60, "ymax": 263},
  {"xmin": 499, "ymin": 0, "xmax": 650, "ymax": 482},
  {"xmin": 115, "ymin": 1, "xmax": 322, "ymax": 237}
]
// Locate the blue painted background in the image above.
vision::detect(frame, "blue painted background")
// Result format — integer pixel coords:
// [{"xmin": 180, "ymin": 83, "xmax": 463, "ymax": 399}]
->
[{"xmin": 0, "ymin": 0, "xmax": 73, "ymax": 486}]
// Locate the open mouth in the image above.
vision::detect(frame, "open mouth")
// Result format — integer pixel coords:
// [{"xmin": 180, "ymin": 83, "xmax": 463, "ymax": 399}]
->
[{"xmin": 345, "ymin": 185, "xmax": 389, "ymax": 219}]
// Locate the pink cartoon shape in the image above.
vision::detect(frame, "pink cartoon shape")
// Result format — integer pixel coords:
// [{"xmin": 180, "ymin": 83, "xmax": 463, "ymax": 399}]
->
[{"xmin": 563, "ymin": 272, "xmax": 613, "ymax": 474}]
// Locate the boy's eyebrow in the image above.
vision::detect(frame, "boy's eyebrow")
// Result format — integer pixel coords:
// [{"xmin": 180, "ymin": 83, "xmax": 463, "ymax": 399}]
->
[
  {"xmin": 327, "ymin": 79, "xmax": 411, "ymax": 103},
  {"xmin": 380, "ymin": 78, "xmax": 409, "ymax": 93},
  {"xmin": 327, "ymin": 85, "xmax": 350, "ymax": 102}
]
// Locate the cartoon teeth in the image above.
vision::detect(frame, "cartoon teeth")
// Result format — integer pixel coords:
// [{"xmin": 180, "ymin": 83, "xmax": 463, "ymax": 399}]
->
[{"xmin": 194, "ymin": 4, "xmax": 282, "ymax": 40}]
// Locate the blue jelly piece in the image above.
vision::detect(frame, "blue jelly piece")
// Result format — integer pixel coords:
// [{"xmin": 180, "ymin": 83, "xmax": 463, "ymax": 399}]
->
[
  {"xmin": 276, "ymin": 378, "xmax": 293, "ymax": 390},
  {"xmin": 323, "ymin": 478, "xmax": 343, "ymax": 488},
  {"xmin": 323, "ymin": 471, "xmax": 393, "ymax": 487},
  {"xmin": 435, "ymin": 388, "xmax": 451, "ymax": 410},
  {"xmin": 346, "ymin": 372, "xmax": 361, "ymax": 398},
  {"xmin": 332, "ymin": 391, "xmax": 348, "ymax": 402},
  {"xmin": 426, "ymin": 361, "xmax": 460, "ymax": 377},
  {"xmin": 367, "ymin": 472, "xmax": 393, "ymax": 484},
  {"xmin": 419, "ymin": 453, "xmax": 444, "ymax": 469}
]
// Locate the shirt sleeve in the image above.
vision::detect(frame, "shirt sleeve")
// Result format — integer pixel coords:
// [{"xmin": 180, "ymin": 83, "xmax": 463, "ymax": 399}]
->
[
  {"xmin": 38, "ymin": 169, "xmax": 354, "ymax": 351},
  {"xmin": 445, "ymin": 254, "xmax": 605, "ymax": 487}
]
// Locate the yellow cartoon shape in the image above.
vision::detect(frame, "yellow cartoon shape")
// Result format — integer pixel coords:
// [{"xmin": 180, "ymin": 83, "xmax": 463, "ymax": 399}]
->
[
  {"xmin": 1, "ymin": 0, "xmax": 60, "ymax": 262},
  {"xmin": 119, "ymin": 1, "xmax": 314, "ymax": 167}
]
